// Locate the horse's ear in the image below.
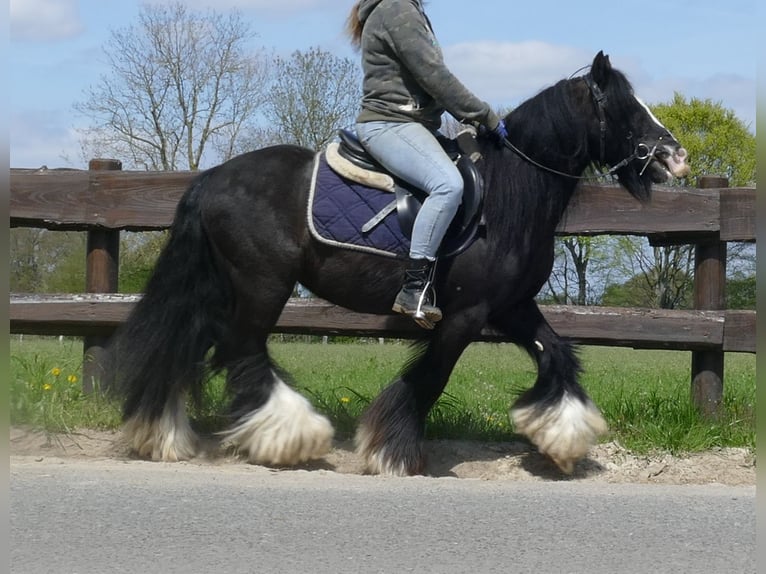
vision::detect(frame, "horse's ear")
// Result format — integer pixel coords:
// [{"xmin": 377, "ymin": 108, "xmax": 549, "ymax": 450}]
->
[{"xmin": 591, "ymin": 51, "xmax": 612, "ymax": 85}]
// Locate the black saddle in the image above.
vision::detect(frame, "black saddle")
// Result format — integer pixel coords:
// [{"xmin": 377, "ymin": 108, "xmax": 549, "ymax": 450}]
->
[{"xmin": 336, "ymin": 129, "xmax": 484, "ymax": 258}]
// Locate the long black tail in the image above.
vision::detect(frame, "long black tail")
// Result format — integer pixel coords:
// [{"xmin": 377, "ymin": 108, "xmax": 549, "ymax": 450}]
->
[{"xmin": 108, "ymin": 173, "xmax": 232, "ymax": 422}]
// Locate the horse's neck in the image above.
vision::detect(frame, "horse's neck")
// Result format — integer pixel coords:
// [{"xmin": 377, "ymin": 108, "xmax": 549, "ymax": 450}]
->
[
  {"xmin": 477, "ymin": 151, "xmax": 582, "ymax": 246},
  {"xmin": 505, "ymin": 80, "xmax": 594, "ymax": 180}
]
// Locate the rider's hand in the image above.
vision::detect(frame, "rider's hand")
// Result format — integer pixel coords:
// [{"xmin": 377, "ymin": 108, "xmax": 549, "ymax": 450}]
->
[
  {"xmin": 491, "ymin": 119, "xmax": 508, "ymax": 146},
  {"xmin": 481, "ymin": 119, "xmax": 507, "ymax": 148}
]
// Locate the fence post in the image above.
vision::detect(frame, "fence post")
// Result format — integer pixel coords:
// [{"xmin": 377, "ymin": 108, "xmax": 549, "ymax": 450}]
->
[
  {"xmin": 82, "ymin": 158, "xmax": 122, "ymax": 393},
  {"xmin": 690, "ymin": 175, "xmax": 728, "ymax": 418}
]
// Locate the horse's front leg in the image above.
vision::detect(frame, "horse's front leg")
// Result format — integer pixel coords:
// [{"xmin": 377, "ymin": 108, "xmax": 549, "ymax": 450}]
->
[
  {"xmin": 356, "ymin": 305, "xmax": 488, "ymax": 476},
  {"xmin": 491, "ymin": 300, "xmax": 607, "ymax": 474}
]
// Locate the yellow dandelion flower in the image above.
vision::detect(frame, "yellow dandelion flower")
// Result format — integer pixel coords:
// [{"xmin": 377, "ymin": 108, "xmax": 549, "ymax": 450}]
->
[
  {"xmin": 340, "ymin": 396, "xmax": 351, "ymax": 404},
  {"xmin": 43, "ymin": 383, "xmax": 53, "ymax": 391},
  {"xmin": 67, "ymin": 374, "xmax": 78, "ymax": 384},
  {"xmin": 51, "ymin": 367, "xmax": 62, "ymax": 377}
]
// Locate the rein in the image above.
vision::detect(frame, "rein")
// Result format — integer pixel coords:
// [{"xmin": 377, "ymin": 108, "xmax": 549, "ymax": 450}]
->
[{"xmin": 499, "ymin": 73, "xmax": 654, "ymax": 181}]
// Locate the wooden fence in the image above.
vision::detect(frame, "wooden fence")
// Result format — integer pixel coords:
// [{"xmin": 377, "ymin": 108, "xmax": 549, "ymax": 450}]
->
[{"xmin": 10, "ymin": 160, "xmax": 756, "ymax": 415}]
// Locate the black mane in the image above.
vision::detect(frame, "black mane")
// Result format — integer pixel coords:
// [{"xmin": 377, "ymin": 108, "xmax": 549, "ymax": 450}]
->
[
  {"xmin": 476, "ymin": 77, "xmax": 590, "ymax": 254},
  {"xmin": 474, "ymin": 61, "xmax": 646, "ymax": 253}
]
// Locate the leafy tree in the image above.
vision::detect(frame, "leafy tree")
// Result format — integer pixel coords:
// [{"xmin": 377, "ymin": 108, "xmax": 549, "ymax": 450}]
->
[
  {"xmin": 118, "ymin": 232, "xmax": 169, "ymax": 293},
  {"xmin": 75, "ymin": 2, "xmax": 270, "ymax": 170},
  {"xmin": 596, "ymin": 97, "xmax": 755, "ymax": 309},
  {"xmin": 615, "ymin": 252, "xmax": 759, "ymax": 311},
  {"xmin": 44, "ymin": 234, "xmax": 87, "ymax": 293},
  {"xmin": 10, "ymin": 230, "xmax": 86, "ymax": 293},
  {"xmin": 652, "ymin": 94, "xmax": 756, "ymax": 186},
  {"xmin": 726, "ymin": 274, "xmax": 756, "ymax": 309},
  {"xmin": 601, "ymin": 275, "xmax": 656, "ymax": 308},
  {"xmin": 10, "ymin": 229, "xmax": 46, "ymax": 292}
]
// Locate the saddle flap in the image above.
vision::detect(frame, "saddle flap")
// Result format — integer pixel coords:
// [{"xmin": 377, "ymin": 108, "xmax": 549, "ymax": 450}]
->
[
  {"xmin": 454, "ymin": 155, "xmax": 484, "ymax": 231},
  {"xmin": 323, "ymin": 129, "xmax": 486, "ymax": 259}
]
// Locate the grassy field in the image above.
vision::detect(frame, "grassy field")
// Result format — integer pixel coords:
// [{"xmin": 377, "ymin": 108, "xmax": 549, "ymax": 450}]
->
[{"xmin": 9, "ymin": 336, "xmax": 756, "ymax": 454}]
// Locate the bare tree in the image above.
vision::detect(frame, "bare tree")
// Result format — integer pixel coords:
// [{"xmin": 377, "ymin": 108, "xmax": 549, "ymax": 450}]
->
[
  {"xmin": 75, "ymin": 2, "xmax": 270, "ymax": 170},
  {"xmin": 611, "ymin": 237, "xmax": 694, "ymax": 309},
  {"xmin": 260, "ymin": 47, "xmax": 361, "ymax": 150},
  {"xmin": 546, "ymin": 237, "xmax": 593, "ymax": 305},
  {"xmin": 543, "ymin": 235, "xmax": 619, "ymax": 305}
]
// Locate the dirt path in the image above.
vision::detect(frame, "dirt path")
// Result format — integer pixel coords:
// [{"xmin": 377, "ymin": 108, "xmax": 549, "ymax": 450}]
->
[{"xmin": 9, "ymin": 426, "xmax": 755, "ymax": 486}]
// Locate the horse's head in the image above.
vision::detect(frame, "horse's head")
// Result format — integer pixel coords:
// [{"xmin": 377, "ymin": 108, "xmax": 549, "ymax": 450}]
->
[{"xmin": 587, "ymin": 51, "xmax": 690, "ymax": 200}]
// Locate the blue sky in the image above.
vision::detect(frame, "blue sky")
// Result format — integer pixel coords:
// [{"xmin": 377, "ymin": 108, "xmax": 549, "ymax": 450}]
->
[{"xmin": 9, "ymin": 0, "xmax": 757, "ymax": 169}]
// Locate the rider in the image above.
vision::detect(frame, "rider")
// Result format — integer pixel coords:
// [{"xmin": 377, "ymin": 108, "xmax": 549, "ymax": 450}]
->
[{"xmin": 346, "ymin": 0, "xmax": 507, "ymax": 328}]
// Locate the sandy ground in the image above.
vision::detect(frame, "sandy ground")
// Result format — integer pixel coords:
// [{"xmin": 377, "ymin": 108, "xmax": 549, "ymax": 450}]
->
[{"xmin": 9, "ymin": 426, "xmax": 755, "ymax": 486}]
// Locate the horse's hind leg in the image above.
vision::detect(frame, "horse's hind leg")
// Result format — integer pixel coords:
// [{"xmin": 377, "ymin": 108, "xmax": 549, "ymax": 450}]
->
[
  {"xmin": 123, "ymin": 389, "xmax": 197, "ymax": 462},
  {"xmin": 216, "ymin": 285, "xmax": 334, "ymax": 466},
  {"xmin": 491, "ymin": 300, "xmax": 607, "ymax": 473}
]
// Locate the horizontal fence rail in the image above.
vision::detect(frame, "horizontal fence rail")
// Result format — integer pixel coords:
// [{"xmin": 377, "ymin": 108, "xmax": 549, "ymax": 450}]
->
[
  {"xmin": 10, "ymin": 167, "xmax": 756, "ymax": 240},
  {"xmin": 9, "ymin": 163, "xmax": 757, "ymax": 413},
  {"xmin": 9, "ymin": 294, "xmax": 755, "ymax": 353}
]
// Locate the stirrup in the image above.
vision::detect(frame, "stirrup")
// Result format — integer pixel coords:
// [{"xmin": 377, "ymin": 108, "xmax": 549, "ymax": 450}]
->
[
  {"xmin": 392, "ymin": 258, "xmax": 442, "ymax": 329},
  {"xmin": 392, "ymin": 294, "xmax": 440, "ymax": 329},
  {"xmin": 411, "ymin": 286, "xmax": 439, "ymax": 329}
]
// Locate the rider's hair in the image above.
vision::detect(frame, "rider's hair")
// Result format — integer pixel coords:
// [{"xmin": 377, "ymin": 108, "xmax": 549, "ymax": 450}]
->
[{"xmin": 345, "ymin": 2, "xmax": 363, "ymax": 50}]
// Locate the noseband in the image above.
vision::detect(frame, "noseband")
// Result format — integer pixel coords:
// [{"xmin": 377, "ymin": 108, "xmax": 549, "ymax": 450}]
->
[{"xmin": 501, "ymin": 73, "xmax": 657, "ymax": 180}]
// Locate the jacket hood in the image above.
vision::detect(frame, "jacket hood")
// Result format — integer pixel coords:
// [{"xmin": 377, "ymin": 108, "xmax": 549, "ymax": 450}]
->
[{"xmin": 357, "ymin": 0, "xmax": 385, "ymax": 22}]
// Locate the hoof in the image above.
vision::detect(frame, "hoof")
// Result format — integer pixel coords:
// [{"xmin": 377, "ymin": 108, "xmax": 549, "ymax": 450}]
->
[
  {"xmin": 355, "ymin": 424, "xmax": 425, "ymax": 476},
  {"xmin": 123, "ymin": 395, "xmax": 198, "ymax": 461},
  {"xmin": 511, "ymin": 393, "xmax": 607, "ymax": 474},
  {"xmin": 223, "ymin": 379, "xmax": 334, "ymax": 466}
]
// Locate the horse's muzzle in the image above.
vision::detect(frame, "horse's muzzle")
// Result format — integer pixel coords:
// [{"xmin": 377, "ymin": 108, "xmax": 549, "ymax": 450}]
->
[{"xmin": 661, "ymin": 146, "xmax": 690, "ymax": 178}]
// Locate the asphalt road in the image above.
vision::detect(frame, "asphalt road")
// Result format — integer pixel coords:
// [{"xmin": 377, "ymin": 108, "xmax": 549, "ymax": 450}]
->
[{"xmin": 10, "ymin": 458, "xmax": 755, "ymax": 574}]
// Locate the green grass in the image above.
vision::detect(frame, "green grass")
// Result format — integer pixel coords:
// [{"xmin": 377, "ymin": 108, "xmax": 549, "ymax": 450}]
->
[
  {"xmin": 9, "ymin": 336, "xmax": 756, "ymax": 454},
  {"xmin": 9, "ymin": 337, "xmax": 122, "ymax": 433}
]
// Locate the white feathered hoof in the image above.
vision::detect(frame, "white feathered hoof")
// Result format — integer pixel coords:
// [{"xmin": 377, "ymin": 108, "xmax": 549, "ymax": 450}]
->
[
  {"xmin": 510, "ymin": 392, "xmax": 608, "ymax": 474},
  {"xmin": 355, "ymin": 424, "xmax": 425, "ymax": 477},
  {"xmin": 223, "ymin": 379, "xmax": 334, "ymax": 466},
  {"xmin": 123, "ymin": 395, "xmax": 198, "ymax": 462}
]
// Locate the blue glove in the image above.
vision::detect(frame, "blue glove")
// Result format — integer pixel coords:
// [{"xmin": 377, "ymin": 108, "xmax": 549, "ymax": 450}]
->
[{"xmin": 492, "ymin": 119, "xmax": 508, "ymax": 143}]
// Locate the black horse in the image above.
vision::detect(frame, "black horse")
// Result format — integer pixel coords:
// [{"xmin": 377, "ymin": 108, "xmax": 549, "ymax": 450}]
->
[{"xmin": 111, "ymin": 52, "xmax": 689, "ymax": 475}]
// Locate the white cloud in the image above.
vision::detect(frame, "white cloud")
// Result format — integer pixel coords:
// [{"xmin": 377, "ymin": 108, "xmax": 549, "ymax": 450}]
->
[
  {"xmin": 10, "ymin": 110, "xmax": 83, "ymax": 169},
  {"xmin": 612, "ymin": 60, "xmax": 756, "ymax": 132},
  {"xmin": 10, "ymin": 0, "xmax": 84, "ymax": 42},
  {"xmin": 444, "ymin": 41, "xmax": 755, "ymax": 131},
  {"xmin": 444, "ymin": 41, "xmax": 594, "ymax": 107},
  {"xmin": 701, "ymin": 75, "xmax": 756, "ymax": 130}
]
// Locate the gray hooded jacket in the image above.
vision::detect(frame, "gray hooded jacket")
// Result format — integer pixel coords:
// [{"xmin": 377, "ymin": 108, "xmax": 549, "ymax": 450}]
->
[{"xmin": 355, "ymin": 0, "xmax": 500, "ymax": 131}]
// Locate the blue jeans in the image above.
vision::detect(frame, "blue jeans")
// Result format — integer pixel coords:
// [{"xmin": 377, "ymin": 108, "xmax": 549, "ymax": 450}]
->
[{"xmin": 355, "ymin": 121, "xmax": 463, "ymax": 261}]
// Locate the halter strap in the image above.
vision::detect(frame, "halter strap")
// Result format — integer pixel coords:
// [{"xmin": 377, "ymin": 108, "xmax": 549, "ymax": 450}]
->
[
  {"xmin": 584, "ymin": 73, "xmax": 607, "ymax": 164},
  {"xmin": 499, "ymin": 74, "xmax": 646, "ymax": 181}
]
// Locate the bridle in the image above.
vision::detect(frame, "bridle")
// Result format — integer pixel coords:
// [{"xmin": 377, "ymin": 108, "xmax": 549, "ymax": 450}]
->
[{"xmin": 499, "ymin": 72, "xmax": 660, "ymax": 180}]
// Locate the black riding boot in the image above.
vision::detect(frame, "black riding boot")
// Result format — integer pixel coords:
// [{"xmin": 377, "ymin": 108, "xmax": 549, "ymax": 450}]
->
[{"xmin": 392, "ymin": 258, "xmax": 442, "ymax": 329}]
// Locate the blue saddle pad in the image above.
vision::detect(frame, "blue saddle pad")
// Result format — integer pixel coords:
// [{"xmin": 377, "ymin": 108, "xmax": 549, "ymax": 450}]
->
[{"xmin": 308, "ymin": 152, "xmax": 409, "ymax": 259}]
